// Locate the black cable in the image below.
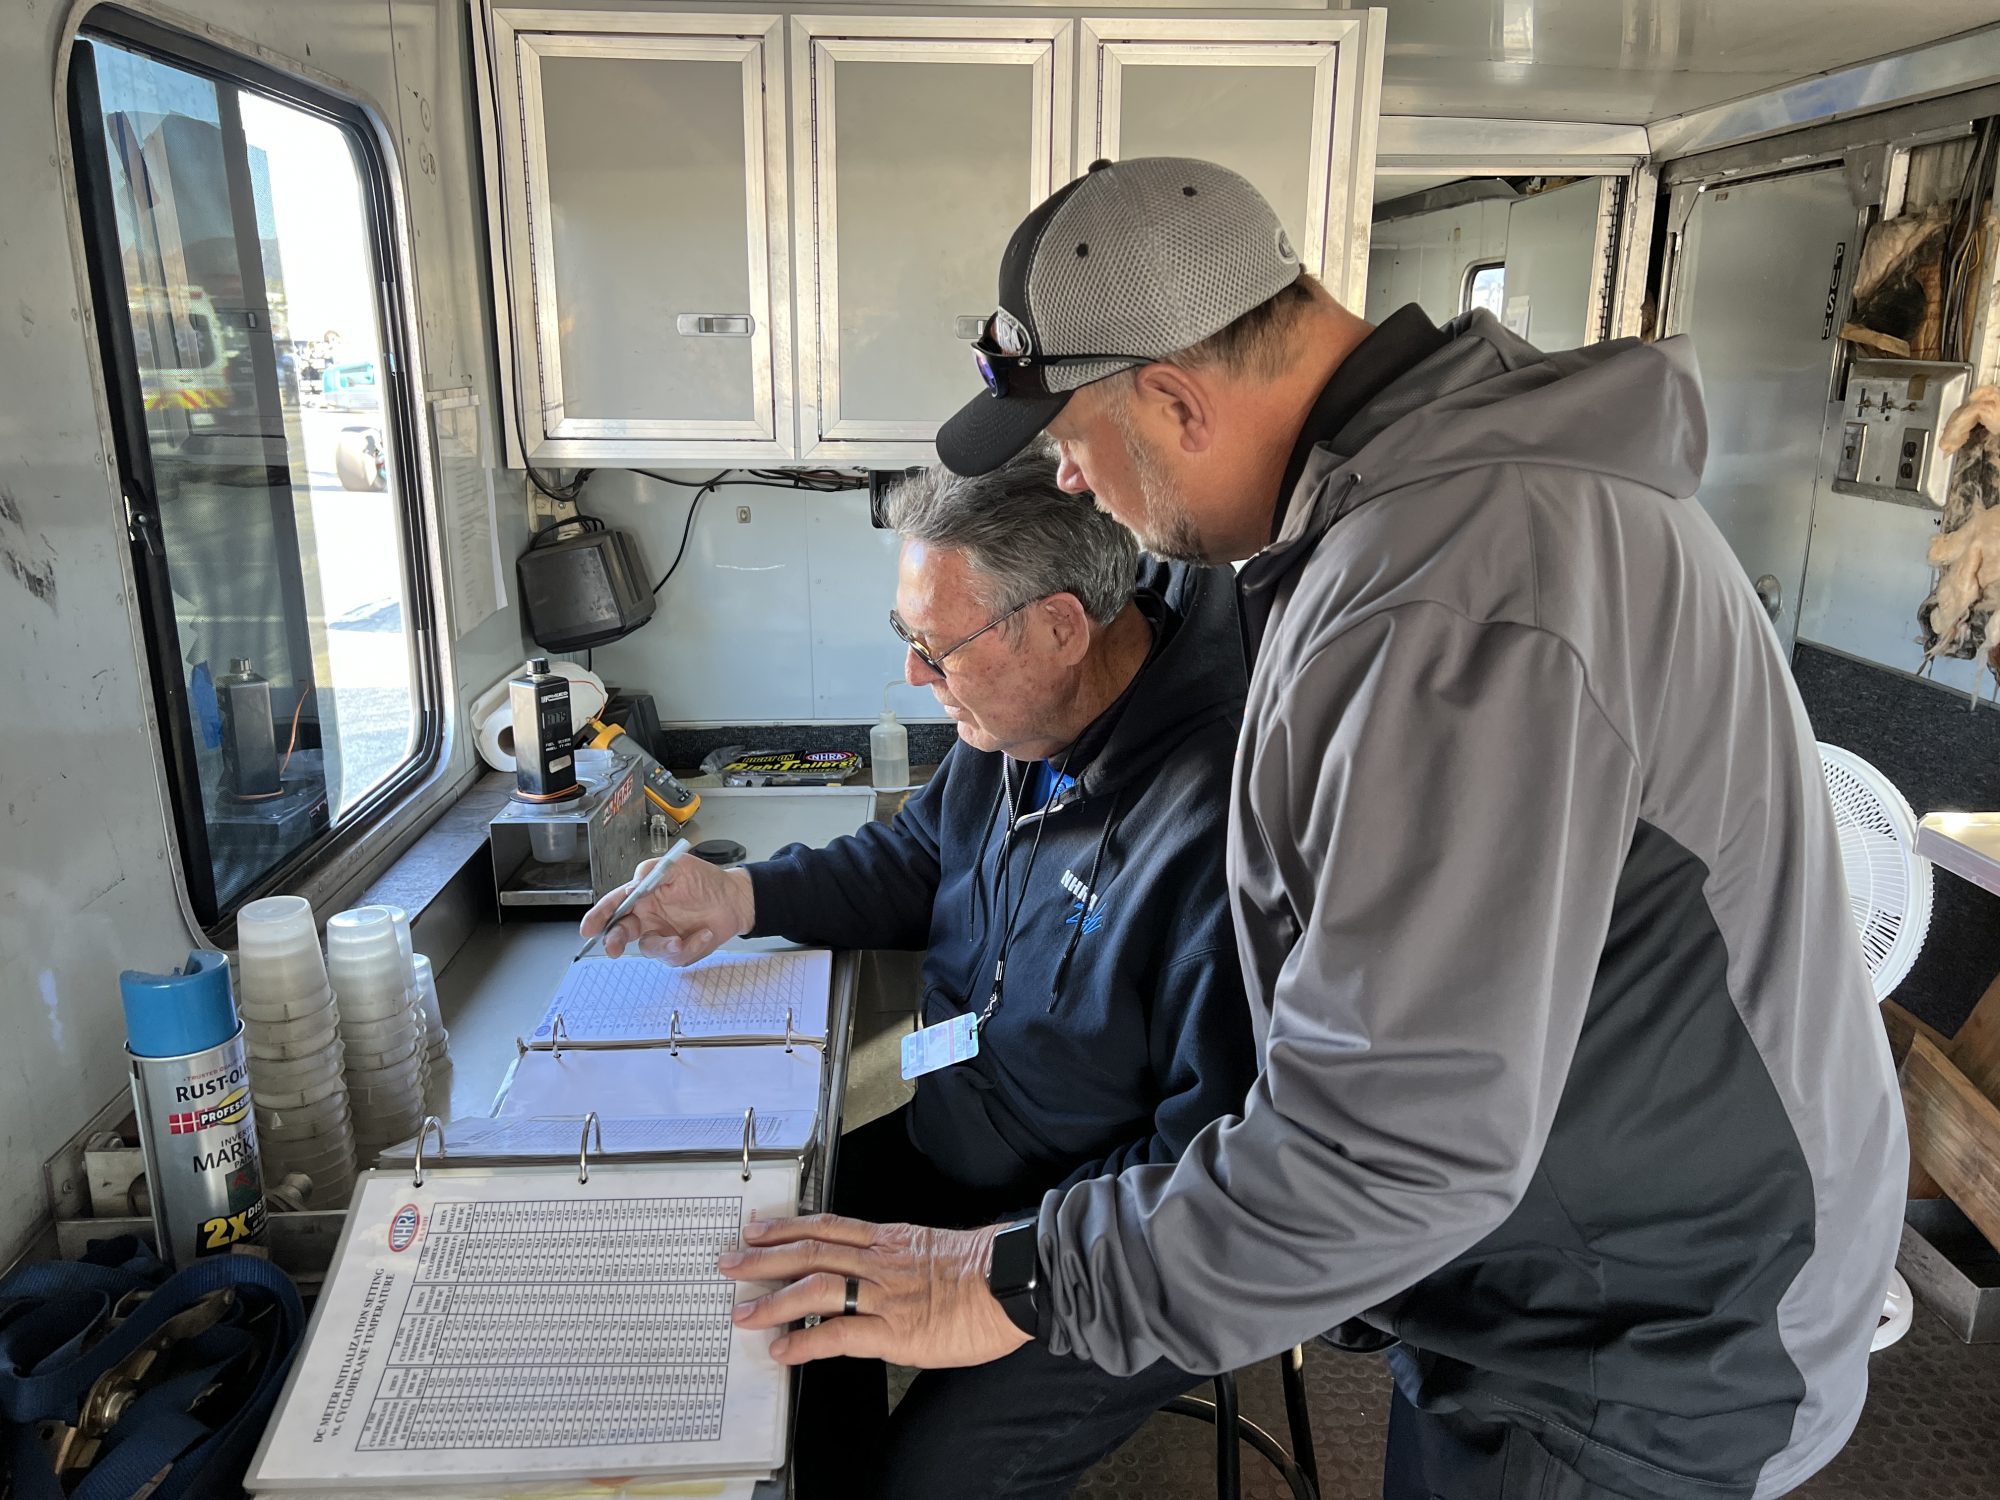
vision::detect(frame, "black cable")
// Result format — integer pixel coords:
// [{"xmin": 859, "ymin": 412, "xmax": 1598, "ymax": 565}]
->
[
  {"xmin": 649, "ymin": 479, "xmax": 717, "ymax": 594},
  {"xmin": 631, "ymin": 467, "xmax": 868, "ymax": 595},
  {"xmin": 525, "ymin": 462, "xmax": 593, "ymax": 503}
]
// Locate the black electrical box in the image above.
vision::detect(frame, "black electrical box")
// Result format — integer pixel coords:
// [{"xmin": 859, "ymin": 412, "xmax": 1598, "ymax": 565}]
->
[
  {"xmin": 517, "ymin": 527, "xmax": 656, "ymax": 652},
  {"xmin": 867, "ymin": 468, "xmax": 925, "ymax": 529}
]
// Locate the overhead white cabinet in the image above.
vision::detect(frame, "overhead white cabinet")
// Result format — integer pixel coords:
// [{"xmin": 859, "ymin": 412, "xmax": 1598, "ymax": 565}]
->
[
  {"xmin": 488, "ymin": 9, "xmax": 795, "ymax": 464},
  {"xmin": 478, "ymin": 7, "xmax": 1380, "ymax": 466},
  {"xmin": 1080, "ymin": 16, "xmax": 1381, "ymax": 310},
  {"xmin": 791, "ymin": 15, "xmax": 1074, "ymax": 463}
]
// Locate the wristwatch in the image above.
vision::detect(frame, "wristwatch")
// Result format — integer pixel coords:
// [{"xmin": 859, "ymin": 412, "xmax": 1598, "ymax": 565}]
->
[{"xmin": 987, "ymin": 1218, "xmax": 1040, "ymax": 1336}]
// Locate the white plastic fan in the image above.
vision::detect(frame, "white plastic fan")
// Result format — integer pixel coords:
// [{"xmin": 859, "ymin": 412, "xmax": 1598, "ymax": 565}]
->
[
  {"xmin": 1817, "ymin": 742, "xmax": 1932, "ymax": 1354},
  {"xmin": 1819, "ymin": 743, "xmax": 1934, "ymax": 1002}
]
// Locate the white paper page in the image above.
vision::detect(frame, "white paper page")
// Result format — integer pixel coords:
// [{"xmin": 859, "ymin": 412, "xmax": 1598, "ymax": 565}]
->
[
  {"xmin": 431, "ymin": 391, "xmax": 506, "ymax": 637},
  {"xmin": 533, "ymin": 951, "xmax": 832, "ymax": 1044},
  {"xmin": 498, "ymin": 1046, "xmax": 823, "ymax": 1127},
  {"xmin": 248, "ymin": 1161, "xmax": 796, "ymax": 1491},
  {"xmin": 379, "ymin": 1113, "xmax": 817, "ymax": 1161},
  {"xmin": 255, "ymin": 1477, "xmax": 758, "ymax": 1499}
]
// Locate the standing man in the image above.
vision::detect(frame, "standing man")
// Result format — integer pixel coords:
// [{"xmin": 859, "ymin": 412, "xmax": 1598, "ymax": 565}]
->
[{"xmin": 697, "ymin": 158, "xmax": 1907, "ymax": 1500}]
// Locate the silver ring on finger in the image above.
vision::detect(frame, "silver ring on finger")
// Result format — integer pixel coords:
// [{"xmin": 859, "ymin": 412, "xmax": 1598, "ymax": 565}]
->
[{"xmin": 843, "ymin": 1275, "xmax": 860, "ymax": 1317}]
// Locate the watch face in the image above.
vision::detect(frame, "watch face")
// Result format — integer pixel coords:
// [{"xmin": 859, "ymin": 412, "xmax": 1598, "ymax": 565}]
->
[{"xmin": 989, "ymin": 1219, "xmax": 1038, "ymax": 1294}]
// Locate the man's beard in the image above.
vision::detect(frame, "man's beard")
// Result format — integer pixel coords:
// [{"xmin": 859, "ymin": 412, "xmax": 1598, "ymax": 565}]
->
[{"xmin": 1103, "ymin": 403, "xmax": 1210, "ymax": 563}]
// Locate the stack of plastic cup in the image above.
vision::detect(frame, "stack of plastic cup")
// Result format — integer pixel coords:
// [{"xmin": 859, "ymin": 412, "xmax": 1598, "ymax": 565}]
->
[
  {"xmin": 325, "ymin": 906, "xmax": 427, "ymax": 1161},
  {"xmin": 412, "ymin": 953, "xmax": 449, "ymax": 1066},
  {"xmin": 234, "ymin": 895, "xmax": 357, "ymax": 1205},
  {"xmin": 379, "ymin": 905, "xmax": 435, "ymax": 1101}
]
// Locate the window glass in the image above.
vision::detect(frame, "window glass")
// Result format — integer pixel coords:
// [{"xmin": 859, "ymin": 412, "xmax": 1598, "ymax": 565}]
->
[
  {"xmin": 76, "ymin": 26, "xmax": 431, "ymax": 923},
  {"xmin": 1464, "ymin": 262, "xmax": 1507, "ymax": 318}
]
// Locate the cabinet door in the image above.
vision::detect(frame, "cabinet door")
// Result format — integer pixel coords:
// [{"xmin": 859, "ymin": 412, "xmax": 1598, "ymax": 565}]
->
[
  {"xmin": 793, "ymin": 15, "xmax": 1073, "ymax": 463},
  {"xmin": 1080, "ymin": 15, "xmax": 1382, "ymax": 309},
  {"xmin": 490, "ymin": 10, "xmax": 793, "ymax": 464}
]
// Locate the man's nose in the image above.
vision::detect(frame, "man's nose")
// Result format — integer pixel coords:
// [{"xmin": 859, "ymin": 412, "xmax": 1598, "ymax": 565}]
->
[
  {"xmin": 904, "ymin": 646, "xmax": 941, "ymax": 688},
  {"xmin": 1055, "ymin": 446, "xmax": 1090, "ymax": 495}
]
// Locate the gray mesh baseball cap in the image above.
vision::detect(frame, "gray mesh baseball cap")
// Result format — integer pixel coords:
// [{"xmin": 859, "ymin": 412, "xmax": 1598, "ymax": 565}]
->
[{"xmin": 937, "ymin": 157, "xmax": 1301, "ymax": 477}]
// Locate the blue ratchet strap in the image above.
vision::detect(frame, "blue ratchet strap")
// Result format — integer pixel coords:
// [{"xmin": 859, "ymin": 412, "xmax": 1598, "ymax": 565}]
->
[{"xmin": 0, "ymin": 1244, "xmax": 304, "ymax": 1500}]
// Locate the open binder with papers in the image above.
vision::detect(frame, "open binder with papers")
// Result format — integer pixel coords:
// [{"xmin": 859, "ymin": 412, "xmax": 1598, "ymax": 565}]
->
[{"xmin": 247, "ymin": 1117, "xmax": 798, "ymax": 1496}]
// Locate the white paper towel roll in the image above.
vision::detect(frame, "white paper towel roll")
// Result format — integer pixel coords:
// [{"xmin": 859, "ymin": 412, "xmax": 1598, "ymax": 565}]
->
[
  {"xmin": 471, "ymin": 661, "xmax": 609, "ymax": 774},
  {"xmin": 475, "ymin": 702, "xmax": 517, "ymax": 773}
]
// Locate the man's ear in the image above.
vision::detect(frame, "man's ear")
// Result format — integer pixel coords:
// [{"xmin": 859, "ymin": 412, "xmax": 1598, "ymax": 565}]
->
[
  {"xmin": 1130, "ymin": 363, "xmax": 1217, "ymax": 456},
  {"xmin": 1039, "ymin": 592, "xmax": 1095, "ymax": 666}
]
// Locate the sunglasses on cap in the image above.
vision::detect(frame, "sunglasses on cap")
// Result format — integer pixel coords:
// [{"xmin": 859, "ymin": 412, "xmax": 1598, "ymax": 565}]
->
[{"xmin": 971, "ymin": 315, "xmax": 1147, "ymax": 400}]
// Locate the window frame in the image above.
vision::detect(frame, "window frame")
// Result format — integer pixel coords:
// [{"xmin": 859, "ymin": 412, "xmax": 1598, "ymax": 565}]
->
[
  {"xmin": 66, "ymin": 5, "xmax": 443, "ymax": 934},
  {"xmin": 1461, "ymin": 258, "xmax": 1507, "ymax": 316}
]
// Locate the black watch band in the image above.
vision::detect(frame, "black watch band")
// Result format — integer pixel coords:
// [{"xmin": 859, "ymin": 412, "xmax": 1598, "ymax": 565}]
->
[{"xmin": 987, "ymin": 1218, "xmax": 1040, "ymax": 1336}]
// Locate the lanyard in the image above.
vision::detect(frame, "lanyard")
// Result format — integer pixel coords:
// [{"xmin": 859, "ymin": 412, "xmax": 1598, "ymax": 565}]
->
[{"xmin": 975, "ymin": 747, "xmax": 1074, "ymax": 1032}]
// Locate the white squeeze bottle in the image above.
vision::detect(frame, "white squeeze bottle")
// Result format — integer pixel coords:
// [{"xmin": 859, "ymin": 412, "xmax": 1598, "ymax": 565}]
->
[{"xmin": 871, "ymin": 682, "xmax": 910, "ymax": 791}]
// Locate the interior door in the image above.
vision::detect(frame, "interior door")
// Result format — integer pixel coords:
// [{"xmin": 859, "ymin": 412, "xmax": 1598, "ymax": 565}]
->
[{"xmin": 1667, "ymin": 170, "xmax": 1856, "ymax": 649}]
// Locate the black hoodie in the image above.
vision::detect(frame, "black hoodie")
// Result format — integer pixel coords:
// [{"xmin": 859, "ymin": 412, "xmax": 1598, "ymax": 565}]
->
[{"xmin": 748, "ymin": 561, "xmax": 1256, "ymax": 1203}]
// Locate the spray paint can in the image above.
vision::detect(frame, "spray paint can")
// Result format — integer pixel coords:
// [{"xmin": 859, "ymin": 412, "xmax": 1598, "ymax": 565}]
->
[{"xmin": 120, "ymin": 951, "xmax": 267, "ymax": 1266}]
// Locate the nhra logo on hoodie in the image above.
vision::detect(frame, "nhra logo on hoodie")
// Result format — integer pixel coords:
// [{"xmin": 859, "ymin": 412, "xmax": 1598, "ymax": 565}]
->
[{"xmin": 1059, "ymin": 869, "xmax": 1108, "ymax": 935}]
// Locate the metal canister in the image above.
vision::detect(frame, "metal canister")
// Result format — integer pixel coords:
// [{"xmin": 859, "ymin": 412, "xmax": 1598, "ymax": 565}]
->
[{"xmin": 119, "ymin": 951, "xmax": 267, "ymax": 1266}]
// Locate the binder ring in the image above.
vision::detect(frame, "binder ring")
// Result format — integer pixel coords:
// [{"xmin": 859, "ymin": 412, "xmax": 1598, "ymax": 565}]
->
[
  {"xmin": 741, "ymin": 1107, "xmax": 755, "ymax": 1182},
  {"xmin": 550, "ymin": 1014, "xmax": 571, "ymax": 1058},
  {"xmin": 411, "ymin": 1116, "xmax": 445, "ymax": 1188},
  {"xmin": 784, "ymin": 1005, "xmax": 796, "ymax": 1054},
  {"xmin": 579, "ymin": 1111, "xmax": 603, "ymax": 1184},
  {"xmin": 669, "ymin": 1010, "xmax": 683, "ymax": 1056}
]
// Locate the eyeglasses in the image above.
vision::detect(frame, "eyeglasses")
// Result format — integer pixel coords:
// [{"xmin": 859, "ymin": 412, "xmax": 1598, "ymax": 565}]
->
[{"xmin": 890, "ymin": 600, "xmax": 1031, "ymax": 678}]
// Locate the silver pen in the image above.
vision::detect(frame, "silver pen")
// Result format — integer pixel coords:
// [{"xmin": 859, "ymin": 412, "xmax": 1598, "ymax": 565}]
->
[{"xmin": 576, "ymin": 837, "xmax": 693, "ymax": 960}]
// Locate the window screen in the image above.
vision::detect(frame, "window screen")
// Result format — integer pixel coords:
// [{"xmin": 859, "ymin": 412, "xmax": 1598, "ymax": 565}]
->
[{"xmin": 69, "ymin": 11, "xmax": 438, "ymax": 928}]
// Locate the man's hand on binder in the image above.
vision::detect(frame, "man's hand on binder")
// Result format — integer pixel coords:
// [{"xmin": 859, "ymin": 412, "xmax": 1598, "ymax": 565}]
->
[
  {"xmin": 719, "ymin": 1214, "xmax": 1031, "ymax": 1369},
  {"xmin": 580, "ymin": 855, "xmax": 755, "ymax": 965}
]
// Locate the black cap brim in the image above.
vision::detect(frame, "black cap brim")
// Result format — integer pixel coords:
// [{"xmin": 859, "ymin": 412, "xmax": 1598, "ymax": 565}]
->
[{"xmin": 935, "ymin": 386, "xmax": 1071, "ymax": 477}]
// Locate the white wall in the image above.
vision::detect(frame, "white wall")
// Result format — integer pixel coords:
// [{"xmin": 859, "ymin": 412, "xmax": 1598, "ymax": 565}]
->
[
  {"xmin": 578, "ymin": 471, "xmax": 942, "ymax": 725},
  {"xmin": 1365, "ymin": 197, "xmax": 1510, "ymax": 324},
  {"xmin": 1503, "ymin": 179, "xmax": 1601, "ymax": 351},
  {"xmin": 0, "ymin": 0, "xmax": 522, "ymax": 1265}
]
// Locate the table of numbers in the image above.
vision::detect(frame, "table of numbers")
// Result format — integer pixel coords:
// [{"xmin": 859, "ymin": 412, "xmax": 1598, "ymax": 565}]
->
[{"xmin": 356, "ymin": 1195, "xmax": 741, "ymax": 1451}]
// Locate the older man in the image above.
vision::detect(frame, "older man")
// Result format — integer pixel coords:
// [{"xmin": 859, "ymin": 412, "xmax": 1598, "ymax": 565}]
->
[
  {"xmin": 703, "ymin": 159, "xmax": 1906, "ymax": 1500},
  {"xmin": 583, "ymin": 450, "xmax": 1254, "ymax": 1497}
]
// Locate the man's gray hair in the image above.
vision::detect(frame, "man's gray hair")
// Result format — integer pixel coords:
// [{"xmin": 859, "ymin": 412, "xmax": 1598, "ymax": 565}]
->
[{"xmin": 886, "ymin": 452, "xmax": 1138, "ymax": 626}]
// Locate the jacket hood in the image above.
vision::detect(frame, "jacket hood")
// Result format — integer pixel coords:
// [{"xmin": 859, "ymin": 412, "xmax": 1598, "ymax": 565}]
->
[{"xmin": 1279, "ymin": 311, "xmax": 1708, "ymax": 546}]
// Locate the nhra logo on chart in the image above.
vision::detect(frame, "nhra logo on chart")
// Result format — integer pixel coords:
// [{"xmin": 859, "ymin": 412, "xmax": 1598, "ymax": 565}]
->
[
  {"xmin": 167, "ymin": 1085, "xmax": 249, "ymax": 1135},
  {"xmin": 389, "ymin": 1203, "xmax": 421, "ymax": 1252}
]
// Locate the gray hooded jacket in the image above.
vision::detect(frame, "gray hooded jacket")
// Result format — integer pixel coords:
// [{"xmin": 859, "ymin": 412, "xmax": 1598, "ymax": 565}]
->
[{"xmin": 1034, "ymin": 312, "xmax": 1905, "ymax": 1500}]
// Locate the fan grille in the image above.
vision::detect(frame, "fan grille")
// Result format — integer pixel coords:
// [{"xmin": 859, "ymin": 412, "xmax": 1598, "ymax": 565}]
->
[{"xmin": 1819, "ymin": 743, "xmax": 1933, "ymax": 1001}]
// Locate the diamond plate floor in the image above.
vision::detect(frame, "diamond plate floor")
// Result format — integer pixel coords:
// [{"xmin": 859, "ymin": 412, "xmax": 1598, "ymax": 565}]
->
[{"xmin": 1060, "ymin": 1312, "xmax": 2000, "ymax": 1500}]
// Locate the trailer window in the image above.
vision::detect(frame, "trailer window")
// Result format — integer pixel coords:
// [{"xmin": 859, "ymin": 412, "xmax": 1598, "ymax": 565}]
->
[
  {"xmin": 68, "ymin": 12, "xmax": 439, "ymax": 930},
  {"xmin": 1463, "ymin": 261, "xmax": 1507, "ymax": 317}
]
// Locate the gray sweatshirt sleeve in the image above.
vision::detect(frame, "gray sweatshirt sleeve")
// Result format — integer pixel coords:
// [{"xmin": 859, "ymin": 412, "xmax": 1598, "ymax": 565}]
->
[{"xmin": 1035, "ymin": 605, "xmax": 1642, "ymax": 1376}]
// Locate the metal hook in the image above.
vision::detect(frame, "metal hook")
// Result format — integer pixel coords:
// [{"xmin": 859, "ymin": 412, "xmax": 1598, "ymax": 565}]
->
[
  {"xmin": 550, "ymin": 1013, "xmax": 571, "ymax": 1058},
  {"xmin": 578, "ymin": 1112, "xmax": 603, "ymax": 1184},
  {"xmin": 411, "ymin": 1115, "xmax": 445, "ymax": 1187},
  {"xmin": 741, "ymin": 1107, "xmax": 755, "ymax": 1182}
]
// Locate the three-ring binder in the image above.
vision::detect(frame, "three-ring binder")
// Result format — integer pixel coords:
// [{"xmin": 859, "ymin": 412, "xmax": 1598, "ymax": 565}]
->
[
  {"xmin": 517, "ymin": 1005, "xmax": 829, "ymax": 1056},
  {"xmin": 411, "ymin": 1115, "xmax": 445, "ymax": 1186}
]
